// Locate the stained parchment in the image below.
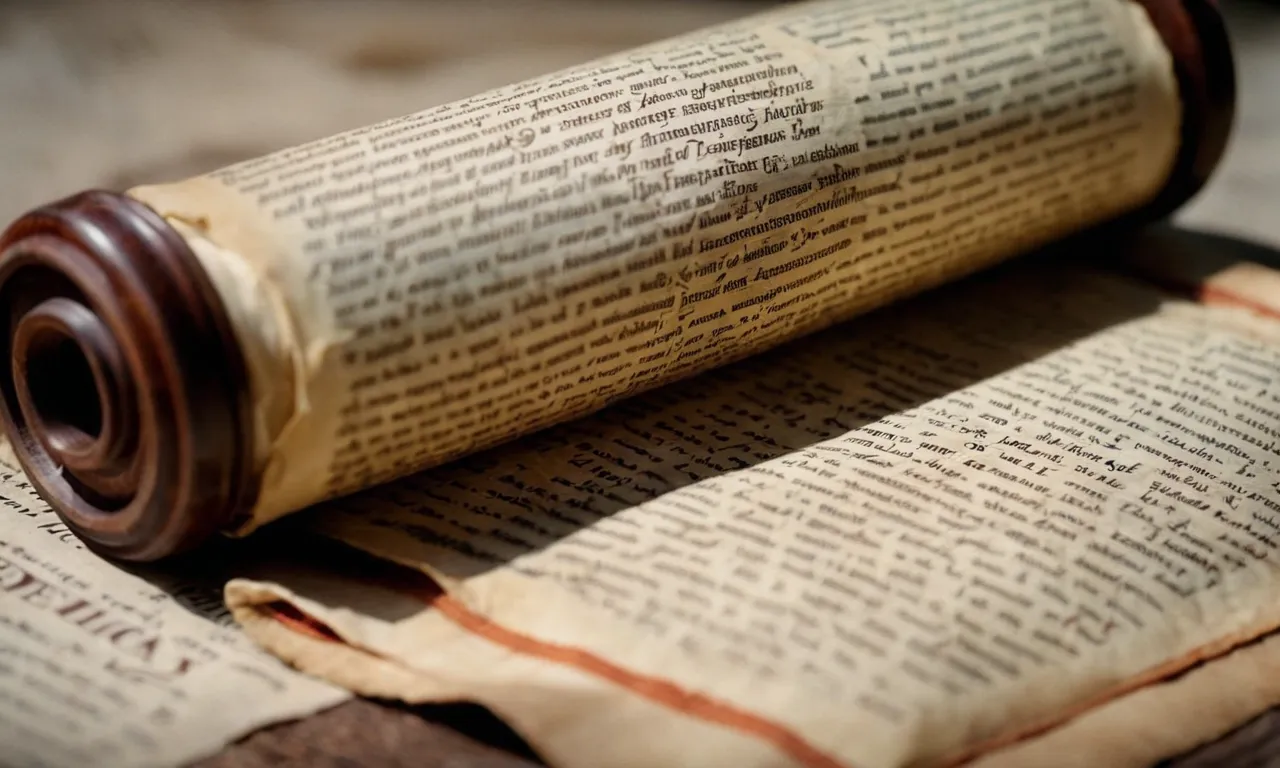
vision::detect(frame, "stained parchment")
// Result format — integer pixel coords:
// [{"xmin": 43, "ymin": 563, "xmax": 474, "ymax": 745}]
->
[
  {"xmin": 227, "ymin": 255, "xmax": 1280, "ymax": 768},
  {"xmin": 130, "ymin": 0, "xmax": 1181, "ymax": 529},
  {"xmin": 0, "ymin": 458, "xmax": 347, "ymax": 768}
]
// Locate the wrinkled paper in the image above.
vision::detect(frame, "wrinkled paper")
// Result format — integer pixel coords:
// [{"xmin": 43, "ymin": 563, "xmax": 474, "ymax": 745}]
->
[{"xmin": 0, "ymin": 458, "xmax": 348, "ymax": 768}]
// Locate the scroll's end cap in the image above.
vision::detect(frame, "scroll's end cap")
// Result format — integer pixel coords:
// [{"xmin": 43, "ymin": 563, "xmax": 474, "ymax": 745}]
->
[
  {"xmin": 0, "ymin": 190, "xmax": 256, "ymax": 561},
  {"xmin": 1133, "ymin": 0, "xmax": 1238, "ymax": 220}
]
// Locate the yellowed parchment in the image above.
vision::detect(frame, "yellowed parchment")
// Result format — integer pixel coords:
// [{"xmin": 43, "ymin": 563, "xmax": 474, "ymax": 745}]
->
[
  {"xmin": 0, "ymin": 456, "xmax": 348, "ymax": 768},
  {"xmin": 224, "ymin": 254, "xmax": 1280, "ymax": 768},
  {"xmin": 971, "ymin": 628, "xmax": 1280, "ymax": 767},
  {"xmin": 129, "ymin": 0, "xmax": 1181, "ymax": 531}
]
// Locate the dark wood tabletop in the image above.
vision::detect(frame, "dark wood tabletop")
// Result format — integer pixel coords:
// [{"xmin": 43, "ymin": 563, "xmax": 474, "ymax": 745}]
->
[{"xmin": 195, "ymin": 700, "xmax": 545, "ymax": 768}]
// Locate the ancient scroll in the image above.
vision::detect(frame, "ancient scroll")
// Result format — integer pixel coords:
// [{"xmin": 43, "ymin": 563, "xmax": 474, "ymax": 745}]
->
[{"xmin": 0, "ymin": 0, "xmax": 1228, "ymax": 559}]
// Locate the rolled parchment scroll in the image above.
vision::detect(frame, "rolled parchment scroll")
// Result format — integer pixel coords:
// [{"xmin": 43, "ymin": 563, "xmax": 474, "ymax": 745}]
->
[{"xmin": 0, "ymin": 0, "xmax": 1234, "ymax": 560}]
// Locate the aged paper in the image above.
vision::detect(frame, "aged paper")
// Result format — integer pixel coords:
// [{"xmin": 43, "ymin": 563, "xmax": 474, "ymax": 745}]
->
[
  {"xmin": 128, "ymin": 0, "xmax": 1181, "ymax": 528},
  {"xmin": 236, "ymin": 574, "xmax": 1280, "ymax": 768},
  {"xmin": 0, "ymin": 459, "xmax": 348, "ymax": 767},
  {"xmin": 972, "ymin": 628, "xmax": 1280, "ymax": 767},
  {"xmin": 230, "ymin": 554, "xmax": 790, "ymax": 768},
  {"xmin": 226, "ymin": 259, "xmax": 1280, "ymax": 768}
]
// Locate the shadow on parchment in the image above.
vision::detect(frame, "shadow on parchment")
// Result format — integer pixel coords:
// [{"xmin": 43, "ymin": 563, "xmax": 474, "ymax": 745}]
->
[
  {"xmin": 120, "ymin": 223, "xmax": 1280, "ymax": 768},
  {"xmin": 244, "ymin": 224, "xmax": 1280, "ymax": 591},
  {"xmin": 134, "ymin": 222, "xmax": 1280, "ymax": 614}
]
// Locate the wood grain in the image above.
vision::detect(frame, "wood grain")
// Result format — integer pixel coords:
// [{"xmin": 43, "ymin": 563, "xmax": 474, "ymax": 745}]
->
[
  {"xmin": 194, "ymin": 700, "xmax": 544, "ymax": 768},
  {"xmin": 0, "ymin": 191, "xmax": 257, "ymax": 560}
]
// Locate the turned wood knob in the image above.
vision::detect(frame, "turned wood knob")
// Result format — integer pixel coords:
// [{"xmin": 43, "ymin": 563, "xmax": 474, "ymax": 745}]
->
[
  {"xmin": 1130, "ymin": 0, "xmax": 1236, "ymax": 222},
  {"xmin": 0, "ymin": 191, "xmax": 256, "ymax": 560}
]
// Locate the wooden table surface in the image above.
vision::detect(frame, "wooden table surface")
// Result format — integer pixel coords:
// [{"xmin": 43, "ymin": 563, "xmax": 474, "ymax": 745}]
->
[{"xmin": 3, "ymin": 0, "xmax": 1279, "ymax": 765}]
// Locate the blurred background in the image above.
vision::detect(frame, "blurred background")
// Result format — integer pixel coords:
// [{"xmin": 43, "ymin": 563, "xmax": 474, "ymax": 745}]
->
[{"xmin": 0, "ymin": 0, "xmax": 1275, "ymax": 243}]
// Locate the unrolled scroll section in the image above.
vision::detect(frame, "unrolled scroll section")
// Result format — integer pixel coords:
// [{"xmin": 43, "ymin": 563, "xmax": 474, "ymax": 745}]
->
[{"xmin": 0, "ymin": 191, "xmax": 257, "ymax": 560}]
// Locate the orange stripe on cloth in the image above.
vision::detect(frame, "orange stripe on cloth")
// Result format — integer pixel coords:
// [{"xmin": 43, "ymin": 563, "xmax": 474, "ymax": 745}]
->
[
  {"xmin": 1198, "ymin": 285, "xmax": 1280, "ymax": 322},
  {"xmin": 429, "ymin": 594, "xmax": 851, "ymax": 768},
  {"xmin": 261, "ymin": 595, "xmax": 850, "ymax": 768}
]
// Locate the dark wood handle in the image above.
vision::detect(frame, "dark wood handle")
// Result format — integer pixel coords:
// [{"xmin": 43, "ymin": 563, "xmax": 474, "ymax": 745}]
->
[
  {"xmin": 0, "ymin": 191, "xmax": 257, "ymax": 560},
  {"xmin": 1131, "ymin": 0, "xmax": 1237, "ymax": 222},
  {"xmin": 0, "ymin": 0, "xmax": 1238, "ymax": 561}
]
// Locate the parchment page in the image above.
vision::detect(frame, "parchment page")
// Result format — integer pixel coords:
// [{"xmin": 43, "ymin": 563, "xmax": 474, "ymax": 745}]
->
[
  {"xmin": 0, "ymin": 458, "xmax": 348, "ymax": 767},
  {"xmin": 129, "ymin": 0, "xmax": 1180, "ymax": 528},
  {"xmin": 971, "ymin": 627, "xmax": 1280, "ymax": 767},
  {"xmin": 227, "ymin": 257, "xmax": 1280, "ymax": 768}
]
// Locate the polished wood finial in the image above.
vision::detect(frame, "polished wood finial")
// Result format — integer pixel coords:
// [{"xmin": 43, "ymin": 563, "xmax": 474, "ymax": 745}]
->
[
  {"xmin": 1131, "ymin": 0, "xmax": 1237, "ymax": 222},
  {"xmin": 0, "ymin": 190, "xmax": 256, "ymax": 560}
]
